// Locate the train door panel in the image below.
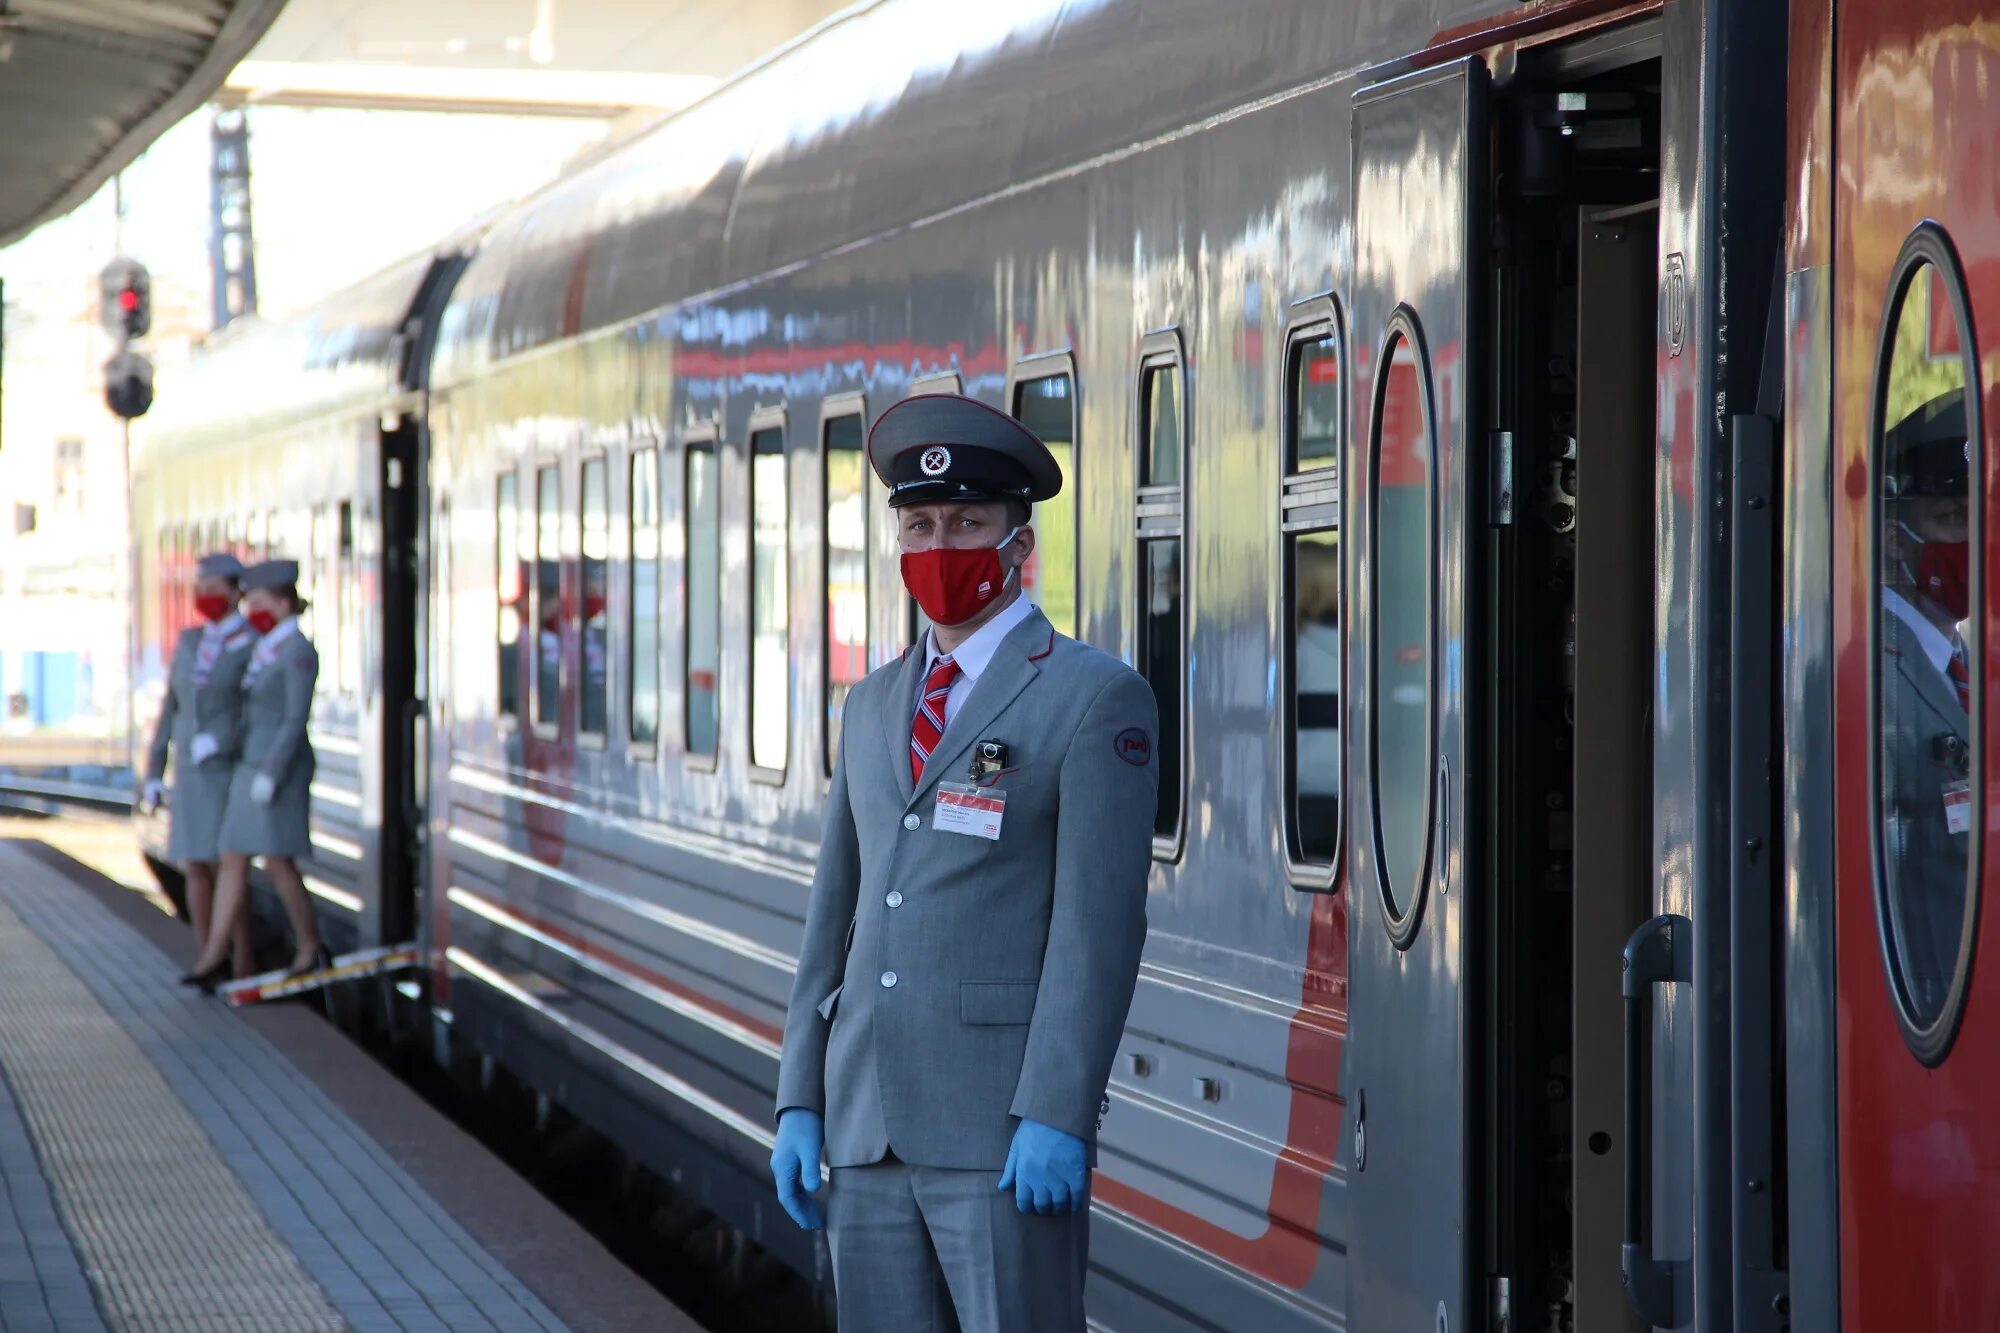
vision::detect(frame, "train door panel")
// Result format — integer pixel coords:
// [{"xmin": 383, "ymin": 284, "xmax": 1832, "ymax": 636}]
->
[
  {"xmin": 1345, "ymin": 57, "xmax": 1486, "ymax": 1332},
  {"xmin": 378, "ymin": 413, "xmax": 421, "ymax": 947},
  {"xmin": 1832, "ymin": 7, "xmax": 2000, "ymax": 1329}
]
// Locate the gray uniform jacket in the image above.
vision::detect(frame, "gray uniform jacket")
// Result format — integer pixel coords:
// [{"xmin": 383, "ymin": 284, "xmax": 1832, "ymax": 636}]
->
[
  {"xmin": 776, "ymin": 607, "xmax": 1159, "ymax": 1171},
  {"xmin": 1880, "ymin": 590, "xmax": 1973, "ymax": 1013},
  {"xmin": 146, "ymin": 620, "xmax": 258, "ymax": 864},
  {"xmin": 217, "ymin": 625, "xmax": 319, "ymax": 860}
]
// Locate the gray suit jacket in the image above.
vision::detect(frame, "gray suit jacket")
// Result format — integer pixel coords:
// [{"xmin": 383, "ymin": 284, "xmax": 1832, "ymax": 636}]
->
[
  {"xmin": 776, "ymin": 606, "xmax": 1158, "ymax": 1170},
  {"xmin": 218, "ymin": 626, "xmax": 319, "ymax": 860},
  {"xmin": 145, "ymin": 621, "xmax": 257, "ymax": 781},
  {"xmin": 1880, "ymin": 594, "xmax": 1973, "ymax": 1010}
]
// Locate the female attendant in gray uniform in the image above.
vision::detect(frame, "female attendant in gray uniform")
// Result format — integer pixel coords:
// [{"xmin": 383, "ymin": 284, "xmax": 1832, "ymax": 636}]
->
[
  {"xmin": 142, "ymin": 551, "xmax": 258, "ymax": 975},
  {"xmin": 182, "ymin": 559, "xmax": 327, "ymax": 988}
]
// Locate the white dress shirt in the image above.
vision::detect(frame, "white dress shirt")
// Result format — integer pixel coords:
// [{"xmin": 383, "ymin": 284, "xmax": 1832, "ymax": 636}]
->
[{"xmin": 917, "ymin": 594, "xmax": 1038, "ymax": 729}]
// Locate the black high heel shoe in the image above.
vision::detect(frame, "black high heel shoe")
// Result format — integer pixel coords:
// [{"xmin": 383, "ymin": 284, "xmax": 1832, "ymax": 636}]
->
[
  {"xmin": 179, "ymin": 959, "xmax": 231, "ymax": 994},
  {"xmin": 285, "ymin": 944, "xmax": 332, "ymax": 979}
]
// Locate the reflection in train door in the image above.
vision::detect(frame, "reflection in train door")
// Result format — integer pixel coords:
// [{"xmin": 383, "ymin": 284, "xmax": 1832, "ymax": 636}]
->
[
  {"xmin": 1832, "ymin": 6, "xmax": 1999, "ymax": 1329},
  {"xmin": 1345, "ymin": 58, "xmax": 1487, "ymax": 1332}
]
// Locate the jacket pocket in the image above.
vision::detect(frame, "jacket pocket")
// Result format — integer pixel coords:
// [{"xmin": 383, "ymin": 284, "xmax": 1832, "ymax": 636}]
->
[
  {"xmin": 815, "ymin": 984, "xmax": 844, "ymax": 1022},
  {"xmin": 959, "ymin": 979, "xmax": 1038, "ymax": 1026}
]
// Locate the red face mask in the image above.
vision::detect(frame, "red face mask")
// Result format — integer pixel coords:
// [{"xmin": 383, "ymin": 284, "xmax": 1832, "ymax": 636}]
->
[
  {"xmin": 1918, "ymin": 540, "xmax": 1971, "ymax": 621},
  {"xmin": 246, "ymin": 608, "xmax": 280, "ymax": 635},
  {"xmin": 899, "ymin": 528, "xmax": 1019, "ymax": 626},
  {"xmin": 195, "ymin": 594, "xmax": 233, "ymax": 623}
]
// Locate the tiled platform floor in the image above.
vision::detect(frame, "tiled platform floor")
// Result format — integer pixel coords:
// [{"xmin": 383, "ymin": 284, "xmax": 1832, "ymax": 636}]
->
[{"xmin": 0, "ymin": 838, "xmax": 697, "ymax": 1333}]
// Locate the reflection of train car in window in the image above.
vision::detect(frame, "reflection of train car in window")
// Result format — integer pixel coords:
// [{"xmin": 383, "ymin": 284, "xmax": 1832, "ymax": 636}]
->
[{"xmin": 125, "ymin": 0, "xmax": 2000, "ymax": 1328}]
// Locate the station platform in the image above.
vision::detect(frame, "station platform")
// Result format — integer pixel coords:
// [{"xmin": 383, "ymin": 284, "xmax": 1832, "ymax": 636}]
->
[{"xmin": 0, "ymin": 836, "xmax": 699, "ymax": 1333}]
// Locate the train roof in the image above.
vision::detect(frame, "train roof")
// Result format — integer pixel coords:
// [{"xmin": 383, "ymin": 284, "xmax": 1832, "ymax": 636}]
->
[
  {"xmin": 135, "ymin": 228, "xmax": 484, "ymax": 467},
  {"xmin": 431, "ymin": 0, "xmax": 1487, "ymax": 389}
]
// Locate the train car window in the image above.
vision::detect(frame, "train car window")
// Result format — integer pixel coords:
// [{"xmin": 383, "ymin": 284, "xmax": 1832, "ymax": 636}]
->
[
  {"xmin": 1135, "ymin": 337, "xmax": 1187, "ymax": 853},
  {"xmin": 824, "ymin": 408, "xmax": 868, "ymax": 776},
  {"xmin": 1870, "ymin": 227, "xmax": 1983, "ymax": 1062},
  {"xmin": 533, "ymin": 466, "xmax": 561, "ymax": 732},
  {"xmin": 685, "ymin": 435, "xmax": 721, "ymax": 763},
  {"xmin": 750, "ymin": 423, "xmax": 790, "ymax": 777},
  {"xmin": 337, "ymin": 500, "xmax": 358, "ymax": 697},
  {"xmin": 579, "ymin": 456, "xmax": 610, "ymax": 744},
  {"xmin": 1283, "ymin": 315, "xmax": 1345, "ymax": 881},
  {"xmin": 629, "ymin": 449, "xmax": 661, "ymax": 748},
  {"xmin": 496, "ymin": 474, "xmax": 521, "ymax": 721},
  {"xmin": 1012, "ymin": 365, "xmax": 1078, "ymax": 636},
  {"xmin": 1369, "ymin": 326, "xmax": 1436, "ymax": 922}
]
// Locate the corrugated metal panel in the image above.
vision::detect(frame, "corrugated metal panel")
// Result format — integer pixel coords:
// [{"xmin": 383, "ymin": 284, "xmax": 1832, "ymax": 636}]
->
[{"xmin": 0, "ymin": 0, "xmax": 291, "ymax": 246}]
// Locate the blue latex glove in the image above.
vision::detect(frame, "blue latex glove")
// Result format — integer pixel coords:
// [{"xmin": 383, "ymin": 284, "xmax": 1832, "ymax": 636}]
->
[
  {"xmin": 770, "ymin": 1108, "xmax": 825, "ymax": 1230},
  {"xmin": 997, "ymin": 1117, "xmax": 1088, "ymax": 1216}
]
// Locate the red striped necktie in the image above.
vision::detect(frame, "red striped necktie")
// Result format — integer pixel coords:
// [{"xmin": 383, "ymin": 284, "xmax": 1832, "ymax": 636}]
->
[
  {"xmin": 910, "ymin": 656, "xmax": 960, "ymax": 785},
  {"xmin": 1949, "ymin": 634, "xmax": 1972, "ymax": 713}
]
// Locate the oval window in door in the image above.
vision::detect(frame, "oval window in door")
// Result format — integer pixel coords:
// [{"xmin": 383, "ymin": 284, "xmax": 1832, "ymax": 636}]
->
[
  {"xmin": 1870, "ymin": 223, "xmax": 1983, "ymax": 1065},
  {"xmin": 1369, "ymin": 309, "xmax": 1437, "ymax": 947}
]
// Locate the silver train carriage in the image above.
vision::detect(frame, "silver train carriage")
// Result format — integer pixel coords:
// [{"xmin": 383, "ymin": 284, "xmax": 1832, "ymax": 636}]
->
[{"xmin": 132, "ymin": 0, "xmax": 1806, "ymax": 1328}]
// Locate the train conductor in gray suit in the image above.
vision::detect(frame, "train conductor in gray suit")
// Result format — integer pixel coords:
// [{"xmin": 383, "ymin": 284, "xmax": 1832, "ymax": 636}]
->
[
  {"xmin": 772, "ymin": 393, "xmax": 1159, "ymax": 1331},
  {"xmin": 142, "ymin": 550, "xmax": 258, "ymax": 973}
]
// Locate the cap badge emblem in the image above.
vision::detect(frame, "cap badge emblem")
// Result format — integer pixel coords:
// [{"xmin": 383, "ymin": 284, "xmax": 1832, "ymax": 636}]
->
[{"xmin": 919, "ymin": 446, "xmax": 952, "ymax": 477}]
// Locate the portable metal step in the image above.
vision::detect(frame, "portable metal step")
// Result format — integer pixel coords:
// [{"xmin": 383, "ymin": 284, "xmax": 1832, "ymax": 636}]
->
[{"xmin": 219, "ymin": 943, "xmax": 420, "ymax": 1007}]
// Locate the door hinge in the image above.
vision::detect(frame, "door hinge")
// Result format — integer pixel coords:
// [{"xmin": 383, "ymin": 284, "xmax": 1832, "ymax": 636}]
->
[
  {"xmin": 1488, "ymin": 430, "xmax": 1515, "ymax": 526},
  {"xmin": 1490, "ymin": 1274, "xmax": 1513, "ymax": 1333}
]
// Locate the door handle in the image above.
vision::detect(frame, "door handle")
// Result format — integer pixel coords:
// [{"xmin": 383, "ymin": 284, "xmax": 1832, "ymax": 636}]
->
[
  {"xmin": 400, "ymin": 698, "xmax": 427, "ymax": 837},
  {"xmin": 1622, "ymin": 912, "xmax": 1691, "ymax": 1328}
]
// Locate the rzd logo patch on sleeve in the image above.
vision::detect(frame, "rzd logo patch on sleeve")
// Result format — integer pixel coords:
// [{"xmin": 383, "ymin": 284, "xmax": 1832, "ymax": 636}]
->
[{"xmin": 1113, "ymin": 728, "xmax": 1152, "ymax": 767}]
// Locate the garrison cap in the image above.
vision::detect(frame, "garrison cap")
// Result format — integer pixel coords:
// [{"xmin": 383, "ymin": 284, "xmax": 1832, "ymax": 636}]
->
[
  {"xmin": 239, "ymin": 558, "xmax": 299, "ymax": 591},
  {"xmin": 195, "ymin": 551, "xmax": 244, "ymax": 581},
  {"xmin": 868, "ymin": 393, "xmax": 1062, "ymax": 508},
  {"xmin": 1885, "ymin": 389, "xmax": 1971, "ymax": 499}
]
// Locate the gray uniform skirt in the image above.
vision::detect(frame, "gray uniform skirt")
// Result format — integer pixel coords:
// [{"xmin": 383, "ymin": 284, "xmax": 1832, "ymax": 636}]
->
[
  {"xmin": 217, "ymin": 761, "xmax": 314, "ymax": 859},
  {"xmin": 168, "ymin": 749, "xmax": 235, "ymax": 863}
]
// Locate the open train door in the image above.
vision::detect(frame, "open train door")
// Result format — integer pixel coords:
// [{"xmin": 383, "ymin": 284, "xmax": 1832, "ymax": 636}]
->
[{"xmin": 1344, "ymin": 56, "xmax": 1488, "ymax": 1333}]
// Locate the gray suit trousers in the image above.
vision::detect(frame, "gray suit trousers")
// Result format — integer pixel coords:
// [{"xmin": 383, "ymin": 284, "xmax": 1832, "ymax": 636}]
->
[{"xmin": 827, "ymin": 1162, "xmax": 1087, "ymax": 1333}]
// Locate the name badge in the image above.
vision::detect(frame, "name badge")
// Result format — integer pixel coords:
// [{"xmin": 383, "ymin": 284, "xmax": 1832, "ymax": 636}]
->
[
  {"xmin": 1944, "ymin": 781, "xmax": 1972, "ymax": 836},
  {"xmin": 934, "ymin": 783, "xmax": 1005, "ymax": 840}
]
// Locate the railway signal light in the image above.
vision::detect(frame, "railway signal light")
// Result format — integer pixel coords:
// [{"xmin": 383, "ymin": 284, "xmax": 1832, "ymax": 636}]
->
[
  {"xmin": 99, "ymin": 257, "xmax": 152, "ymax": 341},
  {"xmin": 104, "ymin": 350, "xmax": 154, "ymax": 420}
]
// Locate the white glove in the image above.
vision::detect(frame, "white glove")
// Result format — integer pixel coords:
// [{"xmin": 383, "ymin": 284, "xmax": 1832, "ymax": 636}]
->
[
  {"xmin": 250, "ymin": 772, "xmax": 277, "ymax": 806},
  {"xmin": 190, "ymin": 732, "xmax": 220, "ymax": 764},
  {"xmin": 141, "ymin": 779, "xmax": 167, "ymax": 813}
]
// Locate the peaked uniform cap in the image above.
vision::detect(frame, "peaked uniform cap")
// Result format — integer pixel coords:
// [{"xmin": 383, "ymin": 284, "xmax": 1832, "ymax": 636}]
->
[
  {"xmin": 239, "ymin": 559, "xmax": 299, "ymax": 591},
  {"xmin": 195, "ymin": 551, "xmax": 245, "ymax": 581},
  {"xmin": 867, "ymin": 392, "xmax": 1062, "ymax": 507}
]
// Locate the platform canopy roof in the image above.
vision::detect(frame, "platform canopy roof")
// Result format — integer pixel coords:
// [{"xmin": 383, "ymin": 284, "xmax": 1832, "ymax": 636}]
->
[{"xmin": 0, "ymin": 0, "xmax": 291, "ymax": 248}]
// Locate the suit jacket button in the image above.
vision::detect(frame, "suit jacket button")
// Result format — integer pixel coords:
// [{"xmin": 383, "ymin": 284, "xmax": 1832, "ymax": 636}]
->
[
  {"xmin": 880, "ymin": 970, "xmax": 898, "ymax": 988},
  {"xmin": 902, "ymin": 814, "xmax": 921, "ymax": 831},
  {"xmin": 886, "ymin": 891, "xmax": 904, "ymax": 908}
]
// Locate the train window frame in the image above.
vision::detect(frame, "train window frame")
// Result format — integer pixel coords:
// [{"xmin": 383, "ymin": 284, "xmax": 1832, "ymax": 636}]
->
[
  {"xmin": 746, "ymin": 408, "xmax": 792, "ymax": 785},
  {"xmin": 627, "ymin": 443, "xmax": 663, "ymax": 759},
  {"xmin": 821, "ymin": 392, "xmax": 869, "ymax": 783},
  {"xmin": 1866, "ymin": 221, "xmax": 1985, "ymax": 1067},
  {"xmin": 577, "ymin": 451, "xmax": 611, "ymax": 752},
  {"xmin": 1366, "ymin": 304, "xmax": 1441, "ymax": 952},
  {"xmin": 1280, "ymin": 297, "xmax": 1346, "ymax": 891},
  {"xmin": 1006, "ymin": 351, "xmax": 1081, "ymax": 639},
  {"xmin": 1134, "ymin": 328, "xmax": 1190, "ymax": 863},
  {"xmin": 682, "ymin": 423, "xmax": 723, "ymax": 773},
  {"xmin": 530, "ymin": 460, "xmax": 563, "ymax": 742},
  {"xmin": 909, "ymin": 371, "xmax": 962, "ymax": 397},
  {"xmin": 496, "ymin": 468, "xmax": 523, "ymax": 730}
]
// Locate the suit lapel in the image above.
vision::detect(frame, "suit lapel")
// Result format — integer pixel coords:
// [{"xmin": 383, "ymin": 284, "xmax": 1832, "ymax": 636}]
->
[
  {"xmin": 880, "ymin": 645, "xmax": 927, "ymax": 804},
  {"xmin": 907, "ymin": 610, "xmax": 1052, "ymax": 809}
]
